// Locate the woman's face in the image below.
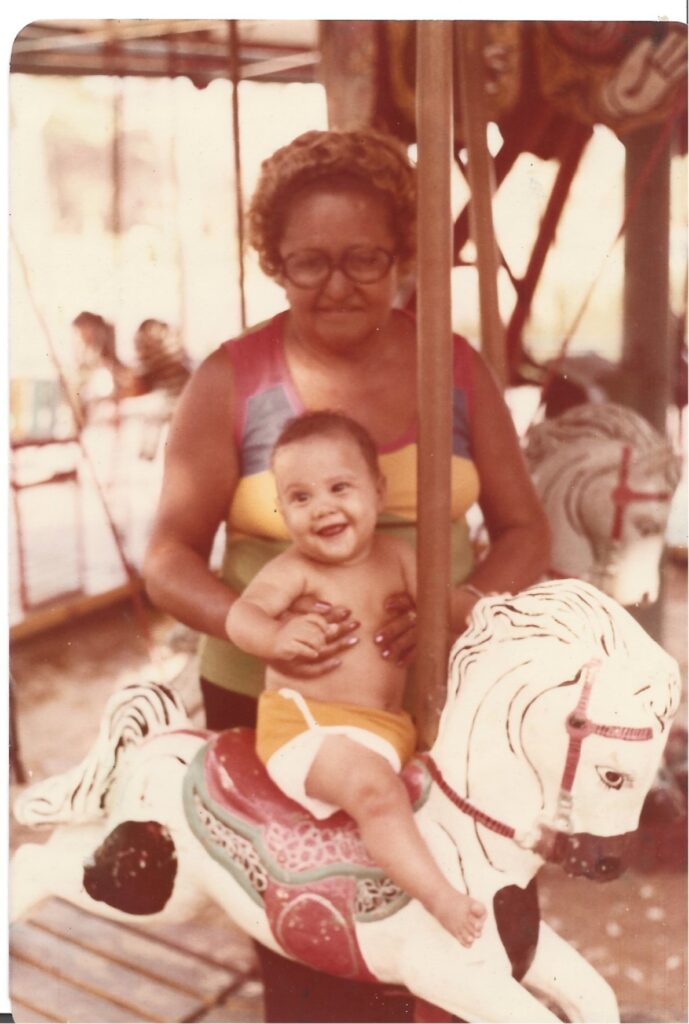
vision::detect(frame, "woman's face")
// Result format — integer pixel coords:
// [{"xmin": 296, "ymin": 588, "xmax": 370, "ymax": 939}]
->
[{"xmin": 277, "ymin": 187, "xmax": 399, "ymax": 355}]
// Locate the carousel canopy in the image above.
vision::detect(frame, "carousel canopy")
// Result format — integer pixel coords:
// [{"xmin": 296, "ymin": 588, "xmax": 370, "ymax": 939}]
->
[{"xmin": 10, "ymin": 20, "xmax": 320, "ymax": 85}]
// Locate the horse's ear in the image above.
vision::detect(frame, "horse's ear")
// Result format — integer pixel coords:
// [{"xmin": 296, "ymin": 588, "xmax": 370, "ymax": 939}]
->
[
  {"xmin": 466, "ymin": 593, "xmax": 522, "ymax": 642},
  {"xmin": 523, "ymin": 421, "xmax": 553, "ymax": 469},
  {"xmin": 670, "ymin": 451, "xmax": 683, "ymax": 489}
]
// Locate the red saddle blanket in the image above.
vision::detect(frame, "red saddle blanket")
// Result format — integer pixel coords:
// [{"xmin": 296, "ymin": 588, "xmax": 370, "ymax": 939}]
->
[{"xmin": 184, "ymin": 727, "xmax": 430, "ymax": 981}]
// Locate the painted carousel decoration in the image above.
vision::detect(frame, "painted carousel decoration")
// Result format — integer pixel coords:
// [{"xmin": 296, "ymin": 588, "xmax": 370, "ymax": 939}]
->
[
  {"xmin": 321, "ymin": 21, "xmax": 687, "ymax": 380},
  {"xmin": 12, "ymin": 579, "xmax": 680, "ymax": 1022},
  {"xmin": 524, "ymin": 403, "xmax": 682, "ymax": 606},
  {"xmin": 534, "ymin": 22, "xmax": 688, "ymax": 137},
  {"xmin": 328, "ymin": 21, "xmax": 688, "ymax": 146}
]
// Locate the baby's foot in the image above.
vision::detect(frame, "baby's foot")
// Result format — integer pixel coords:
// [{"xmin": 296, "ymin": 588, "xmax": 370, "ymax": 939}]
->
[{"xmin": 430, "ymin": 892, "xmax": 486, "ymax": 948}]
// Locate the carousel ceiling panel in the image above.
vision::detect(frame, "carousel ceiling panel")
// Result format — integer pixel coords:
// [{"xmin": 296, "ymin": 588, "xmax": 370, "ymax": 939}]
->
[{"xmin": 11, "ymin": 19, "xmax": 321, "ymax": 85}]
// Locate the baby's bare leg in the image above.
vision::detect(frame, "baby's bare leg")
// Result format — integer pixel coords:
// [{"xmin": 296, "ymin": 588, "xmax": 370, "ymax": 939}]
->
[{"xmin": 305, "ymin": 735, "xmax": 486, "ymax": 947}]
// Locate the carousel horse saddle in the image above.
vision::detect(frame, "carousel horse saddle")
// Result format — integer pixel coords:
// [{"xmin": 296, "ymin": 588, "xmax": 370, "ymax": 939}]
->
[{"xmin": 183, "ymin": 727, "xmax": 431, "ymax": 979}]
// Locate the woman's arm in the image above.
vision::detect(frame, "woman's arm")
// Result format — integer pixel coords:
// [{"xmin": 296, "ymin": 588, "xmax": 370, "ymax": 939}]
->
[
  {"xmin": 143, "ymin": 347, "xmax": 241, "ymax": 639},
  {"xmin": 450, "ymin": 347, "xmax": 550, "ymax": 631}
]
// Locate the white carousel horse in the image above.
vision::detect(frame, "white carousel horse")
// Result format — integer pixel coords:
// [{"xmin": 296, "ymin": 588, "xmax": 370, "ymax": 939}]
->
[
  {"xmin": 524, "ymin": 402, "xmax": 681, "ymax": 606},
  {"xmin": 12, "ymin": 579, "xmax": 680, "ymax": 1023}
]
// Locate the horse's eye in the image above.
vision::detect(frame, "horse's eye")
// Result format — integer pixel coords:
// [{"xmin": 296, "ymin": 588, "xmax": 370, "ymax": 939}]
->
[
  {"xmin": 596, "ymin": 766, "xmax": 627, "ymax": 790},
  {"xmin": 632, "ymin": 515, "xmax": 661, "ymax": 538}
]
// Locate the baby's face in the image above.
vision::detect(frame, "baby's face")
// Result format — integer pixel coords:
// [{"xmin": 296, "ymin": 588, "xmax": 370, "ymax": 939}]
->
[{"xmin": 273, "ymin": 433, "xmax": 384, "ymax": 565}]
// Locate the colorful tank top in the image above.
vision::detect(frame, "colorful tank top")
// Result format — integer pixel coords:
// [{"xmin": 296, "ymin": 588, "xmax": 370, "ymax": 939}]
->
[{"xmin": 199, "ymin": 311, "xmax": 480, "ymax": 695}]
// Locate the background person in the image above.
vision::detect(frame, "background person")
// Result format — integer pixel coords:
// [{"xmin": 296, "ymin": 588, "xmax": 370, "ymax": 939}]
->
[{"xmin": 71, "ymin": 311, "xmax": 144, "ymax": 417}]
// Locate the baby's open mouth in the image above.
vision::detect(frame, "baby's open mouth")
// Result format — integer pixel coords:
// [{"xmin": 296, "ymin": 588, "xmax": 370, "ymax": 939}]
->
[{"xmin": 316, "ymin": 523, "xmax": 347, "ymax": 537}]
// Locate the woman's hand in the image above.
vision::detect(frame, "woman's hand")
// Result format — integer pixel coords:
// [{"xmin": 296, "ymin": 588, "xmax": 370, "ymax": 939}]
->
[
  {"xmin": 267, "ymin": 595, "xmax": 360, "ymax": 678},
  {"xmin": 373, "ymin": 592, "xmax": 417, "ymax": 667}
]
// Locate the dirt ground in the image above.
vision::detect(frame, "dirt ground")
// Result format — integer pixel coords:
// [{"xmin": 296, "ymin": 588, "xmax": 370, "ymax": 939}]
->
[{"xmin": 8, "ymin": 562, "xmax": 688, "ymax": 1023}]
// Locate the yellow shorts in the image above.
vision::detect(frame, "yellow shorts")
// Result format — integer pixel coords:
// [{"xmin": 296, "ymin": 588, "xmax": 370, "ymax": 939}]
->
[{"xmin": 256, "ymin": 688, "xmax": 417, "ymax": 820}]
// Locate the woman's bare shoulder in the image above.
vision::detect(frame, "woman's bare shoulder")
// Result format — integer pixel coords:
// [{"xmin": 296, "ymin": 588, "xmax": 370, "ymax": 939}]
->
[
  {"xmin": 167, "ymin": 345, "xmax": 234, "ymax": 439},
  {"xmin": 187, "ymin": 344, "xmax": 234, "ymax": 393}
]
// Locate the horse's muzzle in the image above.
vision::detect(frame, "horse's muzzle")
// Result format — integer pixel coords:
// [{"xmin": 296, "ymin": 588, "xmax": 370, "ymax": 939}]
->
[{"xmin": 550, "ymin": 830, "xmax": 634, "ymax": 881}]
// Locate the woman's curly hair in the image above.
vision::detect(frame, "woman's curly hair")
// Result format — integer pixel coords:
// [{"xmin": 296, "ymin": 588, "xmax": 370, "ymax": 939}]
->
[{"xmin": 247, "ymin": 128, "xmax": 416, "ymax": 279}]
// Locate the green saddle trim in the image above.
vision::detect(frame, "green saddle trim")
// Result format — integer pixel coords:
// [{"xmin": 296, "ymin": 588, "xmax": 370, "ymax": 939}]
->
[{"xmin": 183, "ymin": 744, "xmax": 432, "ymax": 920}]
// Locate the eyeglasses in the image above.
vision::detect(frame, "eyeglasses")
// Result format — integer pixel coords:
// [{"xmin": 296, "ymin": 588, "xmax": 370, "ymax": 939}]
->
[{"xmin": 280, "ymin": 246, "xmax": 396, "ymax": 289}]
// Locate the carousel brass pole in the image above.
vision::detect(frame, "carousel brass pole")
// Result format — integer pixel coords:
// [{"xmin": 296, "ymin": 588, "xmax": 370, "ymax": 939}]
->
[
  {"xmin": 456, "ymin": 22, "xmax": 508, "ymax": 388},
  {"xmin": 228, "ymin": 20, "xmax": 247, "ymax": 331},
  {"xmin": 622, "ymin": 122, "xmax": 673, "ymax": 644},
  {"xmin": 623, "ymin": 123, "xmax": 672, "ymax": 434},
  {"xmin": 415, "ymin": 21, "xmax": 454, "ymax": 749}
]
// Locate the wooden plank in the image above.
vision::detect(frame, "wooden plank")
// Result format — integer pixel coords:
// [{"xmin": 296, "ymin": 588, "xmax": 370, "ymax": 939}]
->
[
  {"xmin": 11, "ymin": 921, "xmax": 200, "ymax": 1021},
  {"xmin": 10, "ymin": 959, "xmax": 141, "ymax": 1023},
  {"xmin": 11, "ymin": 469, "xmax": 79, "ymax": 490},
  {"xmin": 196, "ymin": 991, "xmax": 263, "ymax": 1023},
  {"xmin": 140, "ymin": 910, "xmax": 257, "ymax": 974},
  {"xmin": 31, "ymin": 898, "xmax": 238, "ymax": 1000},
  {"xmin": 10, "ymin": 999, "xmax": 57, "ymax": 1023},
  {"xmin": 10, "ymin": 580, "xmax": 143, "ymax": 643}
]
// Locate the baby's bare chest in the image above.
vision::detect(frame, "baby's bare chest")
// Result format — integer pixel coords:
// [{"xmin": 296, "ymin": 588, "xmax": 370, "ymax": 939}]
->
[{"xmin": 302, "ymin": 558, "xmax": 404, "ymax": 636}]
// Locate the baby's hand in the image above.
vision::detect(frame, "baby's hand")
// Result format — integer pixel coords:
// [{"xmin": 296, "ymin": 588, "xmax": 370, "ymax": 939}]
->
[{"xmin": 273, "ymin": 613, "xmax": 333, "ymax": 661}]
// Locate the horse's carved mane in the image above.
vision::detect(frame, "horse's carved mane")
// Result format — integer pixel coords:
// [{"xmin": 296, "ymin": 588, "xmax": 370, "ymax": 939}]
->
[
  {"xmin": 13, "ymin": 683, "xmax": 191, "ymax": 827},
  {"xmin": 444, "ymin": 580, "xmax": 680, "ymax": 731},
  {"xmin": 525, "ymin": 402, "xmax": 681, "ymax": 489}
]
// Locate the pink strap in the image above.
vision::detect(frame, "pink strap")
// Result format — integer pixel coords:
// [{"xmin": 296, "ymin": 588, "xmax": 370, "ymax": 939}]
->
[
  {"xmin": 561, "ymin": 660, "xmax": 652, "ymax": 795},
  {"xmin": 610, "ymin": 445, "xmax": 673, "ymax": 541}
]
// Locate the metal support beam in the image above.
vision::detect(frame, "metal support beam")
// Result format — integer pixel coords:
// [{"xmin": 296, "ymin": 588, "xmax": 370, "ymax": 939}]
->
[
  {"xmin": 622, "ymin": 122, "xmax": 674, "ymax": 643},
  {"xmin": 622, "ymin": 123, "xmax": 673, "ymax": 433},
  {"xmin": 228, "ymin": 21, "xmax": 247, "ymax": 330},
  {"xmin": 505, "ymin": 122, "xmax": 590, "ymax": 369},
  {"xmin": 415, "ymin": 21, "xmax": 454, "ymax": 749},
  {"xmin": 456, "ymin": 22, "xmax": 507, "ymax": 388}
]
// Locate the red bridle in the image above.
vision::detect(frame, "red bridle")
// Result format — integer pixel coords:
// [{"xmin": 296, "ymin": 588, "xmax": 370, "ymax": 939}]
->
[
  {"xmin": 554, "ymin": 659, "xmax": 653, "ymax": 830},
  {"xmin": 548, "ymin": 443, "xmax": 674, "ymax": 581},
  {"xmin": 424, "ymin": 660, "xmax": 654, "ymax": 847},
  {"xmin": 610, "ymin": 444, "xmax": 674, "ymax": 542}
]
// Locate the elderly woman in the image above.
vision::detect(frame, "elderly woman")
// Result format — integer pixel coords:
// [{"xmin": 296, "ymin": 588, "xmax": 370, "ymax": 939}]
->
[{"xmin": 144, "ymin": 128, "xmax": 549, "ymax": 1022}]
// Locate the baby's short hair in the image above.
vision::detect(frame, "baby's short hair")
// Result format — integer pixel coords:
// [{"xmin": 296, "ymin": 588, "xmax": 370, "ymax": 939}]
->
[{"xmin": 272, "ymin": 411, "xmax": 381, "ymax": 479}]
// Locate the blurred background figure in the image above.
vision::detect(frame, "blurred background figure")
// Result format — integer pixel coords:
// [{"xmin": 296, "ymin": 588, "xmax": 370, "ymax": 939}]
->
[
  {"xmin": 133, "ymin": 318, "xmax": 192, "ymax": 401},
  {"xmin": 72, "ymin": 311, "xmax": 145, "ymax": 421},
  {"xmin": 133, "ymin": 318, "xmax": 192, "ymax": 460}
]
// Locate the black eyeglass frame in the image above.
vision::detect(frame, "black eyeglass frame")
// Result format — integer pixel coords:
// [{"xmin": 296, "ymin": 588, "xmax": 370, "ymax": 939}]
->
[{"xmin": 279, "ymin": 246, "xmax": 396, "ymax": 289}]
